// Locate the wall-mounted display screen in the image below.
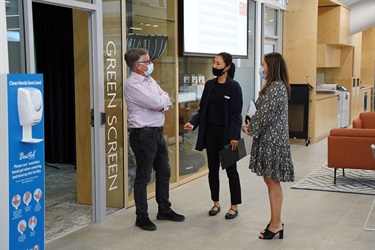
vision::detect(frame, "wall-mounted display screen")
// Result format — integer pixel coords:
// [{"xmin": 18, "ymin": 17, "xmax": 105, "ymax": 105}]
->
[{"xmin": 182, "ymin": 0, "xmax": 248, "ymax": 58}]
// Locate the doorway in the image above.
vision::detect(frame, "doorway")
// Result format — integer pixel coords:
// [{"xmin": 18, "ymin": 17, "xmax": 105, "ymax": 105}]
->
[{"xmin": 32, "ymin": 2, "xmax": 93, "ymax": 241}]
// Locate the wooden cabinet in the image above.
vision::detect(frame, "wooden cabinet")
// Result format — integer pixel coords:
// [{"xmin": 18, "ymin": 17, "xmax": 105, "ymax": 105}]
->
[
  {"xmin": 316, "ymin": 93, "xmax": 339, "ymax": 141},
  {"xmin": 318, "ymin": 6, "xmax": 350, "ymax": 46},
  {"xmin": 317, "ymin": 44, "xmax": 340, "ymax": 68}
]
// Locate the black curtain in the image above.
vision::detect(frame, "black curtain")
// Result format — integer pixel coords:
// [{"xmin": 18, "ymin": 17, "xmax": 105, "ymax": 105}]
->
[{"xmin": 33, "ymin": 3, "xmax": 76, "ymax": 164}]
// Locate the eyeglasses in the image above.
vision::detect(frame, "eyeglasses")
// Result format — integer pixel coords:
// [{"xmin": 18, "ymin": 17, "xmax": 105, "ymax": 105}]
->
[{"xmin": 137, "ymin": 60, "xmax": 152, "ymax": 65}]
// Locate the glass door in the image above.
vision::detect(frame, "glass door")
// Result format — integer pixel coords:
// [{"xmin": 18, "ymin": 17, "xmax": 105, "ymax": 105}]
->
[{"xmin": 21, "ymin": 0, "xmax": 107, "ymax": 239}]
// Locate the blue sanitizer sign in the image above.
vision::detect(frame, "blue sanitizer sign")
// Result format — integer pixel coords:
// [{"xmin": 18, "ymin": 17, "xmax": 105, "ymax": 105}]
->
[{"xmin": 4, "ymin": 74, "xmax": 45, "ymax": 250}]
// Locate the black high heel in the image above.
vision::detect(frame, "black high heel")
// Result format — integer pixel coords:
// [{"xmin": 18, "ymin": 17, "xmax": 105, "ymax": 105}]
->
[
  {"xmin": 261, "ymin": 223, "xmax": 284, "ymax": 234},
  {"xmin": 259, "ymin": 228, "xmax": 284, "ymax": 240}
]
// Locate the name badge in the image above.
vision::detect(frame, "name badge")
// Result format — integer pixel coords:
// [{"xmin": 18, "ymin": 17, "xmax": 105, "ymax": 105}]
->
[{"xmin": 224, "ymin": 95, "xmax": 230, "ymax": 99}]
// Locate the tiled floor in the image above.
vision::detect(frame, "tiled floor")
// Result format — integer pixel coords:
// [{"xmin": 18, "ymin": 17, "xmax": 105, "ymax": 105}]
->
[{"xmin": 46, "ymin": 137, "xmax": 375, "ymax": 250}]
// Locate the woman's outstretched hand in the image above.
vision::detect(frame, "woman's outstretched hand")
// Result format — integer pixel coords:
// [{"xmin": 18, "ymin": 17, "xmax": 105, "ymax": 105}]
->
[
  {"xmin": 242, "ymin": 120, "xmax": 251, "ymax": 135},
  {"xmin": 184, "ymin": 122, "xmax": 194, "ymax": 131}
]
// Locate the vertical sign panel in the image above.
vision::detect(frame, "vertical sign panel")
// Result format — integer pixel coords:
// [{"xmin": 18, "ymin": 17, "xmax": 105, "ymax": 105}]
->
[
  {"xmin": 103, "ymin": 0, "xmax": 124, "ymax": 210},
  {"xmin": 7, "ymin": 74, "xmax": 44, "ymax": 250}
]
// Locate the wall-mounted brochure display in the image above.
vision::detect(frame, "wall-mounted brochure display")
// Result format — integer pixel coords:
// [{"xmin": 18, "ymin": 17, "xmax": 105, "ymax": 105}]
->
[{"xmin": 0, "ymin": 74, "xmax": 45, "ymax": 250}]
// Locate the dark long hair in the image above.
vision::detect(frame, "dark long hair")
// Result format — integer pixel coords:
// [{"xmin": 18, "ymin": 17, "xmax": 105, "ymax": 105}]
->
[
  {"xmin": 261, "ymin": 52, "xmax": 291, "ymax": 99},
  {"xmin": 218, "ymin": 52, "xmax": 236, "ymax": 79}
]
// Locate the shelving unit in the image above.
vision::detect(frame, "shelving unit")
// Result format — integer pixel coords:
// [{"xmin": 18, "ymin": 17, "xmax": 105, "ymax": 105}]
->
[{"xmin": 284, "ymin": 0, "xmax": 375, "ymax": 143}]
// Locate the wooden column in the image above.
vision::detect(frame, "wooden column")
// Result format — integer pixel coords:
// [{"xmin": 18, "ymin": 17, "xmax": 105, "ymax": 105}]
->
[{"xmin": 284, "ymin": 0, "xmax": 318, "ymax": 143}]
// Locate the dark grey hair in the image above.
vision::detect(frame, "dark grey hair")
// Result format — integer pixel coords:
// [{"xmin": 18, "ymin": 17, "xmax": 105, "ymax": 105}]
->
[{"xmin": 124, "ymin": 48, "xmax": 149, "ymax": 70}]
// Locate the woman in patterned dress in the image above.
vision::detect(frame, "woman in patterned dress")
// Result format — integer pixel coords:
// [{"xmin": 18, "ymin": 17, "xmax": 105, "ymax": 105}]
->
[{"xmin": 242, "ymin": 52, "xmax": 294, "ymax": 240}]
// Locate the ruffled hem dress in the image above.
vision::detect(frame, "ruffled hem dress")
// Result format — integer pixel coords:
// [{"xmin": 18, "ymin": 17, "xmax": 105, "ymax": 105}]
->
[{"xmin": 248, "ymin": 81, "xmax": 295, "ymax": 182}]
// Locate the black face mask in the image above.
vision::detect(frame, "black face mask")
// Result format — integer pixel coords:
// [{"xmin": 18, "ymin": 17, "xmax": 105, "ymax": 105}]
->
[{"xmin": 212, "ymin": 67, "xmax": 226, "ymax": 77}]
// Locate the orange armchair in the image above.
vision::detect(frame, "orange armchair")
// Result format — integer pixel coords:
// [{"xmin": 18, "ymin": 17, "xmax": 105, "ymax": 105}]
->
[
  {"xmin": 328, "ymin": 112, "xmax": 375, "ymax": 184},
  {"xmin": 353, "ymin": 112, "xmax": 375, "ymax": 129}
]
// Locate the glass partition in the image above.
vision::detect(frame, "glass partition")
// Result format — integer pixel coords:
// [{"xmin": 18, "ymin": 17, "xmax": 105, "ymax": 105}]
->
[
  {"xmin": 103, "ymin": 0, "xmax": 124, "ymax": 214},
  {"xmin": 178, "ymin": 57, "xmax": 211, "ymax": 180},
  {"xmin": 126, "ymin": 0, "xmax": 177, "ymax": 206},
  {"xmin": 178, "ymin": 1, "xmax": 256, "ymax": 181},
  {"xmin": 262, "ymin": 4, "xmax": 283, "ymax": 56},
  {"xmin": 6, "ymin": 0, "xmax": 26, "ymax": 73},
  {"xmin": 264, "ymin": 6, "xmax": 278, "ymax": 37}
]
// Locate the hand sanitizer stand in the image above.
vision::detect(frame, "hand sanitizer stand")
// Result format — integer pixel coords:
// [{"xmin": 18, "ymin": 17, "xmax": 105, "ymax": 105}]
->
[{"xmin": 0, "ymin": 74, "xmax": 45, "ymax": 250}]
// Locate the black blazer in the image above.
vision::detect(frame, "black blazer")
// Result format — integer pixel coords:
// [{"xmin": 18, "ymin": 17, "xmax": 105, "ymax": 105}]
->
[{"xmin": 190, "ymin": 77, "xmax": 243, "ymax": 151}]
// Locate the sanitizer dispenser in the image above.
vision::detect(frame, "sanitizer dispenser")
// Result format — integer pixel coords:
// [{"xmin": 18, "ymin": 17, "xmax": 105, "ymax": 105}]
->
[{"xmin": 17, "ymin": 87, "xmax": 43, "ymax": 143}]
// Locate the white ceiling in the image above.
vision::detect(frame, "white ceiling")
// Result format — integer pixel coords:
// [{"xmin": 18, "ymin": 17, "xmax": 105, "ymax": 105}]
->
[
  {"xmin": 340, "ymin": 0, "xmax": 361, "ymax": 6},
  {"xmin": 346, "ymin": 0, "xmax": 375, "ymax": 34}
]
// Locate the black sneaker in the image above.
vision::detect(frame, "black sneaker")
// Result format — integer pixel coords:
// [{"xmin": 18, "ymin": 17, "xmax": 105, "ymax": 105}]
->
[
  {"xmin": 157, "ymin": 210, "xmax": 185, "ymax": 222},
  {"xmin": 135, "ymin": 217, "xmax": 157, "ymax": 231}
]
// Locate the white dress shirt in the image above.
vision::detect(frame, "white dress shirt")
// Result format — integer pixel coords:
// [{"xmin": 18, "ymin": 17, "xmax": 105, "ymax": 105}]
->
[{"xmin": 124, "ymin": 71, "xmax": 172, "ymax": 128}]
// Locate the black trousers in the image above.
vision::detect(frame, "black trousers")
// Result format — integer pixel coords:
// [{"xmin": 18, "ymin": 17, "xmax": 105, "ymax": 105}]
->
[
  {"xmin": 129, "ymin": 127, "xmax": 171, "ymax": 219},
  {"xmin": 204, "ymin": 124, "xmax": 242, "ymax": 205}
]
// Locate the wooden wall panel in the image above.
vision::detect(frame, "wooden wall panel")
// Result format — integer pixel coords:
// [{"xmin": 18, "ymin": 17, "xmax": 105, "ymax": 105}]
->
[
  {"xmin": 318, "ymin": 6, "xmax": 350, "ymax": 45},
  {"xmin": 339, "ymin": 6, "xmax": 350, "ymax": 45},
  {"xmin": 361, "ymin": 27, "xmax": 375, "ymax": 87},
  {"xmin": 352, "ymin": 32, "xmax": 362, "ymax": 77},
  {"xmin": 325, "ymin": 47, "xmax": 354, "ymax": 90},
  {"xmin": 73, "ymin": 10, "xmax": 92, "ymax": 205},
  {"xmin": 284, "ymin": 0, "xmax": 318, "ymax": 142},
  {"xmin": 317, "ymin": 44, "xmax": 340, "ymax": 68},
  {"xmin": 318, "ymin": 6, "xmax": 340, "ymax": 44}
]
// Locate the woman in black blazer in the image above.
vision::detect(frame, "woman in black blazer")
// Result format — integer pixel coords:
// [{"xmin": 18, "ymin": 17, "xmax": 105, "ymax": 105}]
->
[{"xmin": 184, "ymin": 52, "xmax": 243, "ymax": 219}]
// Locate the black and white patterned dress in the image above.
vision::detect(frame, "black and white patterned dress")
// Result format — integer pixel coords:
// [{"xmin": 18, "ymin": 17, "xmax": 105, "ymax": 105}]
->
[{"xmin": 248, "ymin": 81, "xmax": 294, "ymax": 182}]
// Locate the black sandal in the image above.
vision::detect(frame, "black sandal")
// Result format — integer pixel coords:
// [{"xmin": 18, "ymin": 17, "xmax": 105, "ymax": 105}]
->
[
  {"xmin": 261, "ymin": 223, "xmax": 284, "ymax": 234},
  {"xmin": 259, "ymin": 228, "xmax": 284, "ymax": 240},
  {"xmin": 208, "ymin": 206, "xmax": 220, "ymax": 216}
]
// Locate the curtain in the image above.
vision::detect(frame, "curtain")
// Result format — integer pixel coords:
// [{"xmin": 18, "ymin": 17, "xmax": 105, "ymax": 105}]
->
[{"xmin": 32, "ymin": 3, "xmax": 76, "ymax": 164}]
